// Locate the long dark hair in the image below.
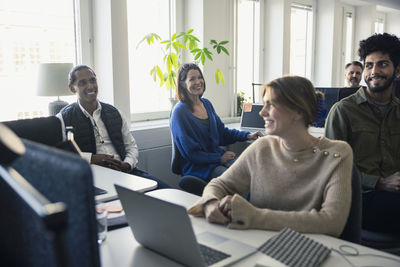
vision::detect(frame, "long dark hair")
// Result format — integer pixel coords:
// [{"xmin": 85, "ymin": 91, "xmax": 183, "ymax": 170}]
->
[{"xmin": 175, "ymin": 63, "xmax": 206, "ymax": 112}]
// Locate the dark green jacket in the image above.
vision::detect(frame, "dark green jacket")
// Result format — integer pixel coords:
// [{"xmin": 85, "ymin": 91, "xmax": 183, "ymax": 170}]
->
[{"xmin": 325, "ymin": 86, "xmax": 400, "ymax": 191}]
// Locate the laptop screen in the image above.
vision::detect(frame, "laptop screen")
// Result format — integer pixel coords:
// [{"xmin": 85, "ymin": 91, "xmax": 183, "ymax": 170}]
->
[{"xmin": 240, "ymin": 103, "xmax": 265, "ymax": 129}]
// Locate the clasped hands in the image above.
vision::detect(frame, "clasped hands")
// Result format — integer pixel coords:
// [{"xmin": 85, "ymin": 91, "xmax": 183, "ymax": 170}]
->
[
  {"xmin": 91, "ymin": 154, "xmax": 131, "ymax": 172},
  {"xmin": 203, "ymin": 195, "xmax": 234, "ymax": 225}
]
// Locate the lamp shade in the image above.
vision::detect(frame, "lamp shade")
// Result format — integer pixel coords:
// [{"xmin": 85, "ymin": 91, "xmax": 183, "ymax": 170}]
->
[{"xmin": 36, "ymin": 63, "xmax": 73, "ymax": 97}]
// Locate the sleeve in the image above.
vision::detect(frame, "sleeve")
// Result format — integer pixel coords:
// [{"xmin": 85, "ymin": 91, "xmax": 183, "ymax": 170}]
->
[
  {"xmin": 228, "ymin": 144, "xmax": 353, "ymax": 237},
  {"xmin": 188, "ymin": 140, "xmax": 256, "ymax": 215},
  {"xmin": 119, "ymin": 111, "xmax": 139, "ymax": 170},
  {"xmin": 324, "ymin": 102, "xmax": 348, "ymax": 141},
  {"xmin": 171, "ymin": 104, "xmax": 222, "ymax": 165},
  {"xmin": 208, "ymin": 101, "xmax": 249, "ymax": 146}
]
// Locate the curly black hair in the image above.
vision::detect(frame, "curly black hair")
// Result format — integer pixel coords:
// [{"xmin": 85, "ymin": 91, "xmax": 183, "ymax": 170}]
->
[{"xmin": 358, "ymin": 33, "xmax": 400, "ymax": 68}]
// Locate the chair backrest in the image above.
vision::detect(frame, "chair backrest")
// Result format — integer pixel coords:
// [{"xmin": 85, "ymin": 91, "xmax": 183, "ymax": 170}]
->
[
  {"xmin": 339, "ymin": 165, "xmax": 362, "ymax": 243},
  {"xmin": 2, "ymin": 116, "xmax": 63, "ymax": 146},
  {"xmin": 0, "ymin": 165, "xmax": 69, "ymax": 267},
  {"xmin": 337, "ymin": 87, "xmax": 358, "ymax": 101},
  {"xmin": 170, "ymin": 132, "xmax": 183, "ymax": 175},
  {"xmin": 9, "ymin": 139, "xmax": 100, "ymax": 267},
  {"xmin": 315, "ymin": 87, "xmax": 340, "ymax": 112}
]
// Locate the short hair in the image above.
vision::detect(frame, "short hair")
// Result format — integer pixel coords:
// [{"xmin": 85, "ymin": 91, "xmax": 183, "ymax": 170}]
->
[
  {"xmin": 345, "ymin": 61, "xmax": 363, "ymax": 71},
  {"xmin": 261, "ymin": 76, "xmax": 323, "ymax": 127},
  {"xmin": 68, "ymin": 65, "xmax": 96, "ymax": 86},
  {"xmin": 358, "ymin": 33, "xmax": 400, "ymax": 68},
  {"xmin": 176, "ymin": 63, "xmax": 206, "ymax": 112}
]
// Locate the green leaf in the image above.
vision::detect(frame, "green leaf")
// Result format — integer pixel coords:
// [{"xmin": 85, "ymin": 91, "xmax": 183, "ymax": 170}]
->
[
  {"xmin": 201, "ymin": 53, "xmax": 205, "ymax": 65},
  {"xmin": 187, "ymin": 29, "xmax": 194, "ymax": 34},
  {"xmin": 219, "ymin": 40, "xmax": 229, "ymax": 45},
  {"xmin": 210, "ymin": 40, "xmax": 217, "ymax": 45},
  {"xmin": 171, "ymin": 32, "xmax": 177, "ymax": 41},
  {"xmin": 194, "ymin": 52, "xmax": 201, "ymax": 60},
  {"xmin": 221, "ymin": 46, "xmax": 230, "ymax": 56},
  {"xmin": 215, "ymin": 69, "xmax": 225, "ymax": 85},
  {"xmin": 156, "ymin": 66, "xmax": 164, "ymax": 86}
]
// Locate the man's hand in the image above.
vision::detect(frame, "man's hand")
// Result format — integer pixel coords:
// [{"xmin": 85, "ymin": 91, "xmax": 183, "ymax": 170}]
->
[
  {"xmin": 376, "ymin": 172, "xmax": 400, "ymax": 192},
  {"xmin": 91, "ymin": 154, "xmax": 125, "ymax": 171},
  {"xmin": 246, "ymin": 131, "xmax": 263, "ymax": 140},
  {"xmin": 204, "ymin": 199, "xmax": 231, "ymax": 225},
  {"xmin": 221, "ymin": 151, "xmax": 235, "ymax": 164}
]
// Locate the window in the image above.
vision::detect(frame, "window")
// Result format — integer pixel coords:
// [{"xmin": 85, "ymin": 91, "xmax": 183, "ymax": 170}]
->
[
  {"xmin": 375, "ymin": 18, "xmax": 384, "ymax": 34},
  {"xmin": 289, "ymin": 3, "xmax": 313, "ymax": 79},
  {"xmin": 127, "ymin": 0, "xmax": 175, "ymax": 120},
  {"xmin": 0, "ymin": 0, "xmax": 77, "ymax": 121},
  {"xmin": 344, "ymin": 11, "xmax": 353, "ymax": 66},
  {"xmin": 236, "ymin": 0, "xmax": 261, "ymax": 103}
]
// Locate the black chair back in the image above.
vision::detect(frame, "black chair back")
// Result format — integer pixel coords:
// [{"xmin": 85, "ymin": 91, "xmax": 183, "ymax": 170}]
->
[
  {"xmin": 0, "ymin": 165, "xmax": 69, "ymax": 267},
  {"xmin": 340, "ymin": 166, "xmax": 362, "ymax": 243},
  {"xmin": 3, "ymin": 116, "xmax": 63, "ymax": 146},
  {"xmin": 8, "ymin": 140, "xmax": 100, "ymax": 267},
  {"xmin": 315, "ymin": 87, "xmax": 340, "ymax": 112}
]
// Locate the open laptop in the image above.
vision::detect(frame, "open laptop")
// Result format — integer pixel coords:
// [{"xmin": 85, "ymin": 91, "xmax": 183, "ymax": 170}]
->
[
  {"xmin": 239, "ymin": 103, "xmax": 265, "ymax": 134},
  {"xmin": 115, "ymin": 184, "xmax": 256, "ymax": 267}
]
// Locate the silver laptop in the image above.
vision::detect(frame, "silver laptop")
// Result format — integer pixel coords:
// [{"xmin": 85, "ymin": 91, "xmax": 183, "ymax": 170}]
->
[
  {"xmin": 239, "ymin": 103, "xmax": 265, "ymax": 134},
  {"xmin": 115, "ymin": 184, "xmax": 256, "ymax": 267}
]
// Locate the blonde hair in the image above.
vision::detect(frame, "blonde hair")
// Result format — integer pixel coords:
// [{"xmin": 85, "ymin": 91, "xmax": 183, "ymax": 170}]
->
[{"xmin": 261, "ymin": 76, "xmax": 324, "ymax": 127}]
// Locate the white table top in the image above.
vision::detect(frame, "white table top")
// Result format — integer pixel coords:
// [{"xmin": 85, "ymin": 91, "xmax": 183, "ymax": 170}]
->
[
  {"xmin": 92, "ymin": 164, "xmax": 157, "ymax": 202},
  {"xmin": 100, "ymin": 189, "xmax": 400, "ymax": 267}
]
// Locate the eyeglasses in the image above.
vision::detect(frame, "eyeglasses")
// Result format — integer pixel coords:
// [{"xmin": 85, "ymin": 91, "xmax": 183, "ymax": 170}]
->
[{"xmin": 92, "ymin": 122, "xmax": 104, "ymax": 144}]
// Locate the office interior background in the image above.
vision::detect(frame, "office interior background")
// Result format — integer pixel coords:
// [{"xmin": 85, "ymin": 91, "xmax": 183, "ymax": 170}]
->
[{"xmin": 1, "ymin": 0, "xmax": 400, "ymax": 187}]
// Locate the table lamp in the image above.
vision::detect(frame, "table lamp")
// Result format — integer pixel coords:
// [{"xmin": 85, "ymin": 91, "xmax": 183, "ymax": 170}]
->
[{"xmin": 36, "ymin": 63, "xmax": 73, "ymax": 116}]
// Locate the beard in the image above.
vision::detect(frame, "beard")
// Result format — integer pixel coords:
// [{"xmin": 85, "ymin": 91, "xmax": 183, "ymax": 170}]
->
[
  {"xmin": 365, "ymin": 73, "xmax": 396, "ymax": 93},
  {"xmin": 348, "ymin": 77, "xmax": 360, "ymax": 87}
]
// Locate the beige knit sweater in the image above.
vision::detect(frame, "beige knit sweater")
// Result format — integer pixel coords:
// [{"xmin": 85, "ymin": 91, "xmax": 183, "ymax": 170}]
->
[{"xmin": 188, "ymin": 136, "xmax": 353, "ymax": 237}]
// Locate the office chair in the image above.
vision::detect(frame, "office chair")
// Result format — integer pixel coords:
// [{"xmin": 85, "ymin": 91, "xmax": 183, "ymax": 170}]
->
[
  {"xmin": 10, "ymin": 139, "xmax": 100, "ymax": 267},
  {"xmin": 2, "ymin": 116, "xmax": 63, "ymax": 146},
  {"xmin": 337, "ymin": 87, "xmax": 358, "ymax": 101},
  {"xmin": 339, "ymin": 166, "xmax": 362, "ymax": 244},
  {"xmin": 170, "ymin": 134, "xmax": 207, "ymax": 196},
  {"xmin": 315, "ymin": 87, "xmax": 339, "ymax": 112}
]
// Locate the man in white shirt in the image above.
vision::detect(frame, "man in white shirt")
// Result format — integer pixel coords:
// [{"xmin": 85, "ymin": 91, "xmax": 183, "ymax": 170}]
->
[{"xmin": 57, "ymin": 65, "xmax": 169, "ymax": 188}]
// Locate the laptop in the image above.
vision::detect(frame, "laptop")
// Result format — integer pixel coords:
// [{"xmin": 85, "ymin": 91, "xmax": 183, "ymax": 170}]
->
[
  {"xmin": 239, "ymin": 103, "xmax": 265, "ymax": 134},
  {"xmin": 115, "ymin": 184, "xmax": 257, "ymax": 267}
]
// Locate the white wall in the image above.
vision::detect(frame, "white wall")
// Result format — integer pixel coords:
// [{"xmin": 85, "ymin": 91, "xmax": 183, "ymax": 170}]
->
[{"xmin": 386, "ymin": 12, "xmax": 400, "ymax": 36}]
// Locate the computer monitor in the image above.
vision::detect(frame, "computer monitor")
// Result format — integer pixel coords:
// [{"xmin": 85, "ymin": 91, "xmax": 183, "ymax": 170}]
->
[{"xmin": 9, "ymin": 139, "xmax": 100, "ymax": 267}]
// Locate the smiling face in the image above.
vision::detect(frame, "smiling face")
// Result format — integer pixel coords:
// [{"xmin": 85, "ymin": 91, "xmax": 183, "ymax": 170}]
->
[
  {"xmin": 183, "ymin": 69, "xmax": 204, "ymax": 99},
  {"xmin": 345, "ymin": 64, "xmax": 363, "ymax": 88},
  {"xmin": 69, "ymin": 68, "xmax": 98, "ymax": 108},
  {"xmin": 259, "ymin": 88, "xmax": 301, "ymax": 137},
  {"xmin": 364, "ymin": 51, "xmax": 399, "ymax": 94}
]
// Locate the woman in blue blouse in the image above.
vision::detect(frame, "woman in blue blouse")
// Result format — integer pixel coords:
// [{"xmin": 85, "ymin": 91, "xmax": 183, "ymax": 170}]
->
[{"xmin": 170, "ymin": 63, "xmax": 262, "ymax": 182}]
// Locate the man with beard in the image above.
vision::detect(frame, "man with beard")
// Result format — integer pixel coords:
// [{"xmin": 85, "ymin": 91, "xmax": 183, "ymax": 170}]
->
[
  {"xmin": 57, "ymin": 65, "xmax": 170, "ymax": 188},
  {"xmin": 325, "ymin": 33, "xmax": 400, "ymax": 233},
  {"xmin": 337, "ymin": 61, "xmax": 364, "ymax": 100}
]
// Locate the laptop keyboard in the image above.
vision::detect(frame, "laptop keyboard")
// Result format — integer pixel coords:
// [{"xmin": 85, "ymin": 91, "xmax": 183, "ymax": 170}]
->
[{"xmin": 199, "ymin": 243, "xmax": 230, "ymax": 266}]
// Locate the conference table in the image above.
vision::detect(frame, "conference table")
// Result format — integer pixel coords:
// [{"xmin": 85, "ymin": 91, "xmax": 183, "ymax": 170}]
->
[
  {"xmin": 92, "ymin": 164, "xmax": 158, "ymax": 202},
  {"xmin": 100, "ymin": 189, "xmax": 400, "ymax": 267}
]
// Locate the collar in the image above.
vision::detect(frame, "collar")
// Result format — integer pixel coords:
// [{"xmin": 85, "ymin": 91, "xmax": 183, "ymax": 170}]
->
[
  {"xmin": 353, "ymin": 86, "xmax": 400, "ymax": 106},
  {"xmin": 77, "ymin": 100, "xmax": 102, "ymax": 118}
]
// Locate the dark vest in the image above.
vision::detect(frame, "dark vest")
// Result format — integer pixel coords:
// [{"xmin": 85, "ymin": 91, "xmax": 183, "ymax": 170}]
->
[{"xmin": 61, "ymin": 102, "xmax": 126, "ymax": 159}]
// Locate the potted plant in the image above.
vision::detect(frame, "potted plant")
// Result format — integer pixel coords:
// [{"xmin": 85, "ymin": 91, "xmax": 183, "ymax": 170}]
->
[
  {"xmin": 137, "ymin": 29, "xmax": 230, "ymax": 106},
  {"xmin": 237, "ymin": 91, "xmax": 251, "ymax": 116}
]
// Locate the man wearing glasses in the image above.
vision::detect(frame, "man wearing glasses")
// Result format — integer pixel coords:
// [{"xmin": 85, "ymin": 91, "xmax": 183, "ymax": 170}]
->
[{"xmin": 57, "ymin": 65, "xmax": 169, "ymax": 188}]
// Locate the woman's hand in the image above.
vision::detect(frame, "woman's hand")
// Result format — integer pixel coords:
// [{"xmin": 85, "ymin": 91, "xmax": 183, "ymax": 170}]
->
[
  {"xmin": 218, "ymin": 195, "xmax": 234, "ymax": 219},
  {"xmin": 221, "ymin": 151, "xmax": 235, "ymax": 164},
  {"xmin": 204, "ymin": 199, "xmax": 231, "ymax": 225},
  {"xmin": 246, "ymin": 131, "xmax": 264, "ymax": 140}
]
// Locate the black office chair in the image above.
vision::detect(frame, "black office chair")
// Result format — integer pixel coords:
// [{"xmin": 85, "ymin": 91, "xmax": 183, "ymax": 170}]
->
[
  {"xmin": 337, "ymin": 87, "xmax": 358, "ymax": 101},
  {"xmin": 9, "ymin": 139, "xmax": 100, "ymax": 266},
  {"xmin": 339, "ymin": 166, "xmax": 362, "ymax": 244},
  {"xmin": 315, "ymin": 87, "xmax": 340, "ymax": 112},
  {"xmin": 170, "ymin": 134, "xmax": 207, "ymax": 196},
  {"xmin": 2, "ymin": 116, "xmax": 63, "ymax": 146}
]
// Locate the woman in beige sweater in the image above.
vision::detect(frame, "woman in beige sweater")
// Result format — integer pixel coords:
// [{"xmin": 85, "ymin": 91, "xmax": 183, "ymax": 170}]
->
[{"xmin": 188, "ymin": 76, "xmax": 353, "ymax": 237}]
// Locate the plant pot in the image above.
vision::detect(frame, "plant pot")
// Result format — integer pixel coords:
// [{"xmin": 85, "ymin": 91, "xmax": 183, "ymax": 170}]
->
[{"xmin": 169, "ymin": 97, "xmax": 178, "ymax": 109}]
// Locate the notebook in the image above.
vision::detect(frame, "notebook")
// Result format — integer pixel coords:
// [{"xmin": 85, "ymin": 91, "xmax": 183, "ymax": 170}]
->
[
  {"xmin": 240, "ymin": 103, "xmax": 265, "ymax": 134},
  {"xmin": 115, "ymin": 184, "xmax": 257, "ymax": 267}
]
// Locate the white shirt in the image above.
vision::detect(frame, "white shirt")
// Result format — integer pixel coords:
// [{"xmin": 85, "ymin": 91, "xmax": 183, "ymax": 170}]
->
[{"xmin": 56, "ymin": 101, "xmax": 139, "ymax": 170}]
